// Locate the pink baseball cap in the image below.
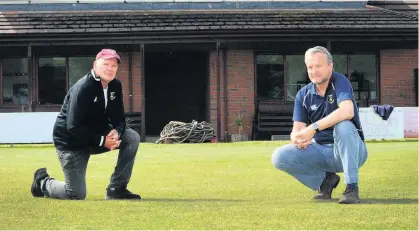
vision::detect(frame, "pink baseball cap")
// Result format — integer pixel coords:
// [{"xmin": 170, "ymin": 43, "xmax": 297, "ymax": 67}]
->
[{"xmin": 96, "ymin": 49, "xmax": 121, "ymax": 64}]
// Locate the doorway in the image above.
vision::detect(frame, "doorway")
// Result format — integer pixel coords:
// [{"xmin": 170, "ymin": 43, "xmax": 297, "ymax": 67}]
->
[{"xmin": 145, "ymin": 52, "xmax": 208, "ymax": 135}]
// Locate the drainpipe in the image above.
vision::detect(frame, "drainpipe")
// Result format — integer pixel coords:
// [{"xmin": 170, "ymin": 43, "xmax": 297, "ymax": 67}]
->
[
  {"xmin": 140, "ymin": 44, "xmax": 146, "ymax": 142},
  {"xmin": 27, "ymin": 45, "xmax": 33, "ymax": 112},
  {"xmin": 128, "ymin": 49, "xmax": 133, "ymax": 112},
  {"xmin": 223, "ymin": 48, "xmax": 228, "ymax": 142},
  {"xmin": 216, "ymin": 42, "xmax": 221, "ymax": 141}
]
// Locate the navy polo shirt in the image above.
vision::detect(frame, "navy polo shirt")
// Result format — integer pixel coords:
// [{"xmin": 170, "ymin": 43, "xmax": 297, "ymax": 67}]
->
[{"xmin": 293, "ymin": 72, "xmax": 365, "ymax": 144}]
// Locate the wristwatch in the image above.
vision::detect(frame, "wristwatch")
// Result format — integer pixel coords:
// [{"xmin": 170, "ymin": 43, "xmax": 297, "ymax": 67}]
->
[{"xmin": 312, "ymin": 122, "xmax": 320, "ymax": 133}]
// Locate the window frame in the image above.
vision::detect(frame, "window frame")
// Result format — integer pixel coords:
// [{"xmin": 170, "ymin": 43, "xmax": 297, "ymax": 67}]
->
[
  {"xmin": 284, "ymin": 54, "xmax": 308, "ymax": 102},
  {"xmin": 254, "ymin": 51, "xmax": 380, "ymax": 105},
  {"xmin": 0, "ymin": 56, "xmax": 31, "ymax": 110},
  {"xmin": 0, "ymin": 55, "xmax": 94, "ymax": 112},
  {"xmin": 254, "ymin": 53, "xmax": 286, "ymax": 101},
  {"xmin": 68, "ymin": 55, "xmax": 96, "ymax": 89},
  {"xmin": 0, "ymin": 44, "xmax": 117, "ymax": 112},
  {"xmin": 35, "ymin": 56, "xmax": 68, "ymax": 110},
  {"xmin": 333, "ymin": 52, "xmax": 380, "ymax": 104},
  {"xmin": 34, "ymin": 55, "xmax": 95, "ymax": 111}
]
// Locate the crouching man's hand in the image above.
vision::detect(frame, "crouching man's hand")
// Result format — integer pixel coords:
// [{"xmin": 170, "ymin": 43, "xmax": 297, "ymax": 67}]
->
[
  {"xmin": 104, "ymin": 129, "xmax": 121, "ymax": 150},
  {"xmin": 293, "ymin": 128, "xmax": 315, "ymax": 150}
]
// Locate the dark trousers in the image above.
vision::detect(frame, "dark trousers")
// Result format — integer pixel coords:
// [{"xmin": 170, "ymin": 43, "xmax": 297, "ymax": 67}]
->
[{"xmin": 42, "ymin": 128, "xmax": 140, "ymax": 200}]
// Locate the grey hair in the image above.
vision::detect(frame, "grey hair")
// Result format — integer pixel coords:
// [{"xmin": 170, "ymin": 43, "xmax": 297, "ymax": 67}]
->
[{"xmin": 305, "ymin": 46, "xmax": 333, "ymax": 64}]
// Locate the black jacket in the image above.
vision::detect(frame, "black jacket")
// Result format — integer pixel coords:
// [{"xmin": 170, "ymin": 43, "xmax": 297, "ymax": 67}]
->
[{"xmin": 53, "ymin": 71, "xmax": 126, "ymax": 151}]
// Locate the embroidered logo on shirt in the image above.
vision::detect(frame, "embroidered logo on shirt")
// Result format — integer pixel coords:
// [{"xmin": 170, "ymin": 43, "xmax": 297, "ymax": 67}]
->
[
  {"xmin": 110, "ymin": 92, "xmax": 116, "ymax": 100},
  {"xmin": 327, "ymin": 94, "xmax": 334, "ymax": 104},
  {"xmin": 93, "ymin": 97, "xmax": 97, "ymax": 102},
  {"xmin": 310, "ymin": 104, "xmax": 318, "ymax": 111}
]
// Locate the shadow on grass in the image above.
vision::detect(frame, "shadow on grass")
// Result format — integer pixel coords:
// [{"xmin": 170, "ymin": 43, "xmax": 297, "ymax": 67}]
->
[
  {"xmin": 313, "ymin": 198, "xmax": 417, "ymax": 204},
  {"xmin": 362, "ymin": 198, "xmax": 418, "ymax": 204},
  {"xmin": 91, "ymin": 198, "xmax": 247, "ymax": 202},
  {"xmin": 144, "ymin": 198, "xmax": 247, "ymax": 203}
]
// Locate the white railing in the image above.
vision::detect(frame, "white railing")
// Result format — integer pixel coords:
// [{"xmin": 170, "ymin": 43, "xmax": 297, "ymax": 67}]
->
[{"xmin": 0, "ymin": 112, "xmax": 58, "ymax": 144}]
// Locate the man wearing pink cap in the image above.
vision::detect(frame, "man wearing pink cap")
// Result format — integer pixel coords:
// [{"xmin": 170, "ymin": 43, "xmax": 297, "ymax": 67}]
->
[{"xmin": 30, "ymin": 49, "xmax": 141, "ymax": 200}]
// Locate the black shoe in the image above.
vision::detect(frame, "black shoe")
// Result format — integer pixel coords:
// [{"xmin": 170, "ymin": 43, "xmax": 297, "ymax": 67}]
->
[
  {"xmin": 105, "ymin": 187, "xmax": 141, "ymax": 200},
  {"xmin": 313, "ymin": 172, "xmax": 340, "ymax": 200},
  {"xmin": 338, "ymin": 183, "xmax": 360, "ymax": 204},
  {"xmin": 31, "ymin": 168, "xmax": 49, "ymax": 197}
]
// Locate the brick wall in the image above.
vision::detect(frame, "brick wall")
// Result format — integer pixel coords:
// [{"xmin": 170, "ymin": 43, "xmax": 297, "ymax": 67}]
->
[
  {"xmin": 209, "ymin": 49, "xmax": 255, "ymax": 140},
  {"xmin": 380, "ymin": 49, "xmax": 418, "ymax": 106}
]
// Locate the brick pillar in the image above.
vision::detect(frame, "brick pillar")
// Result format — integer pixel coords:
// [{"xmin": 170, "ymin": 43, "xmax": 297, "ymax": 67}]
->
[
  {"xmin": 117, "ymin": 52, "xmax": 130, "ymax": 109},
  {"xmin": 208, "ymin": 51, "xmax": 219, "ymax": 138},
  {"xmin": 209, "ymin": 49, "xmax": 255, "ymax": 139},
  {"xmin": 132, "ymin": 52, "xmax": 142, "ymax": 112},
  {"xmin": 225, "ymin": 50, "xmax": 255, "ymax": 137},
  {"xmin": 116, "ymin": 52, "xmax": 142, "ymax": 112}
]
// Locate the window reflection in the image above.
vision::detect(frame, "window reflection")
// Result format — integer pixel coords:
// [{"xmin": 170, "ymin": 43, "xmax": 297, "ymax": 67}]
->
[
  {"xmin": 349, "ymin": 54, "xmax": 377, "ymax": 100},
  {"xmin": 69, "ymin": 57, "xmax": 95, "ymax": 88},
  {"xmin": 285, "ymin": 55, "xmax": 308, "ymax": 101},
  {"xmin": 38, "ymin": 57, "xmax": 66, "ymax": 105},
  {"xmin": 256, "ymin": 55, "xmax": 284, "ymax": 100},
  {"xmin": 2, "ymin": 58, "xmax": 29, "ymax": 105},
  {"xmin": 256, "ymin": 53, "xmax": 378, "ymax": 102}
]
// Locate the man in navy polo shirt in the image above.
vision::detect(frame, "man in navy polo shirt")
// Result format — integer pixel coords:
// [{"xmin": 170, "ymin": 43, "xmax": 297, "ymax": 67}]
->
[{"xmin": 271, "ymin": 46, "xmax": 368, "ymax": 204}]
